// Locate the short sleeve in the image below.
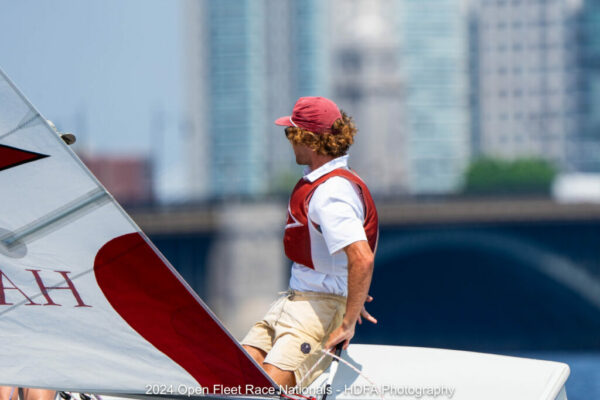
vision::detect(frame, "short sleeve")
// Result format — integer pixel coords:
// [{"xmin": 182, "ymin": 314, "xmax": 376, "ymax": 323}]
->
[{"xmin": 309, "ymin": 176, "xmax": 367, "ymax": 255}]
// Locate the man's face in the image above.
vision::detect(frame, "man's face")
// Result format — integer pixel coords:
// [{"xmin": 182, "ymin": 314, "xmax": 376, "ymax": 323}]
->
[
  {"xmin": 285, "ymin": 127, "xmax": 314, "ymax": 165},
  {"xmin": 291, "ymin": 142, "xmax": 312, "ymax": 165}
]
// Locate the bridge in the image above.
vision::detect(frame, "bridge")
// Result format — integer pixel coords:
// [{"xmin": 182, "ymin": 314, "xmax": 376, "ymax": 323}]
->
[{"xmin": 129, "ymin": 197, "xmax": 600, "ymax": 352}]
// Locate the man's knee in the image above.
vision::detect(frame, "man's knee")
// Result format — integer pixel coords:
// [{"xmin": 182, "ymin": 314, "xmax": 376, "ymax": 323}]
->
[
  {"xmin": 0, "ymin": 387, "xmax": 16, "ymax": 400},
  {"xmin": 21, "ymin": 389, "xmax": 56, "ymax": 400},
  {"xmin": 262, "ymin": 363, "xmax": 296, "ymax": 389},
  {"xmin": 243, "ymin": 344, "xmax": 267, "ymax": 366}
]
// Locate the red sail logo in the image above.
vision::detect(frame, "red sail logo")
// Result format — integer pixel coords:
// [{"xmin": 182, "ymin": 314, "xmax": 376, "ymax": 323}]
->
[{"xmin": 0, "ymin": 144, "xmax": 49, "ymax": 172}]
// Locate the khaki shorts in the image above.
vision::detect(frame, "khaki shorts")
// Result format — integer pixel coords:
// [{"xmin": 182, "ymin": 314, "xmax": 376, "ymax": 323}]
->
[{"xmin": 241, "ymin": 289, "xmax": 346, "ymax": 388}]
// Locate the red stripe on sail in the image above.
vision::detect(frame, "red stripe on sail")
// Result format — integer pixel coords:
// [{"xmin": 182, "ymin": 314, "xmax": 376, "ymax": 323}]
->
[
  {"xmin": 0, "ymin": 144, "xmax": 48, "ymax": 172},
  {"xmin": 94, "ymin": 233, "xmax": 274, "ymax": 393}
]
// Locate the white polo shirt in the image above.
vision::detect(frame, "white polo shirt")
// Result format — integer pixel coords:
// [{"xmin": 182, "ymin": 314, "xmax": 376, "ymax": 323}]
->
[{"xmin": 288, "ymin": 155, "xmax": 367, "ymax": 296}]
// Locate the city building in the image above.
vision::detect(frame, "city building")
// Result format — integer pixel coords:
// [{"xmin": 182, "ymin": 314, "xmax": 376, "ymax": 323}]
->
[
  {"xmin": 577, "ymin": 0, "xmax": 600, "ymax": 172},
  {"xmin": 469, "ymin": 0, "xmax": 580, "ymax": 171},
  {"xmin": 79, "ymin": 153, "xmax": 154, "ymax": 205},
  {"xmin": 331, "ymin": 0, "xmax": 470, "ymax": 195},
  {"xmin": 400, "ymin": 0, "xmax": 470, "ymax": 194},
  {"xmin": 329, "ymin": 0, "xmax": 408, "ymax": 196}
]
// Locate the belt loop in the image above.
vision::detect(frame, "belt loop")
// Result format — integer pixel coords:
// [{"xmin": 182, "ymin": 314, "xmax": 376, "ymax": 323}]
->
[{"xmin": 287, "ymin": 289, "xmax": 295, "ymax": 300}]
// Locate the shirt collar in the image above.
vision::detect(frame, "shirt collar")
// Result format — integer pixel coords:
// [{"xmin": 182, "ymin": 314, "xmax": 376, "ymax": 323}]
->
[{"xmin": 303, "ymin": 155, "xmax": 349, "ymax": 182}]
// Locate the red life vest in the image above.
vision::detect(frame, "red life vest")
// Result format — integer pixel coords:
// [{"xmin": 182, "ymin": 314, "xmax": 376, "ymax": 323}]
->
[{"xmin": 283, "ymin": 168, "xmax": 379, "ymax": 270}]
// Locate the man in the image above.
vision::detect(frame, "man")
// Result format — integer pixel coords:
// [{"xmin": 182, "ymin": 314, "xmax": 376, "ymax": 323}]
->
[{"xmin": 241, "ymin": 96, "xmax": 379, "ymax": 390}]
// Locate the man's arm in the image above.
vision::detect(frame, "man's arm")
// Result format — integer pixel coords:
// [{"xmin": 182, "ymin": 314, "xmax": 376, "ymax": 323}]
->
[{"xmin": 325, "ymin": 239, "xmax": 375, "ymax": 350}]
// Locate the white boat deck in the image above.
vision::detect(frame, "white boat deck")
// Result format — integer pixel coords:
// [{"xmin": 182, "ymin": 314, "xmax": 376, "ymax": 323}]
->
[{"xmin": 306, "ymin": 344, "xmax": 569, "ymax": 400}]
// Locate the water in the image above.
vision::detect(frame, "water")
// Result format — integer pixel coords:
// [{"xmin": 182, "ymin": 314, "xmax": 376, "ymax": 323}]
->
[{"xmin": 508, "ymin": 352, "xmax": 600, "ymax": 400}]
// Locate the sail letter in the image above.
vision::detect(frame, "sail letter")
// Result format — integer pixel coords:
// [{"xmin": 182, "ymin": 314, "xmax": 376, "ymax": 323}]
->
[
  {"xmin": 0, "ymin": 269, "xmax": 40, "ymax": 306},
  {"xmin": 26, "ymin": 269, "xmax": 91, "ymax": 307}
]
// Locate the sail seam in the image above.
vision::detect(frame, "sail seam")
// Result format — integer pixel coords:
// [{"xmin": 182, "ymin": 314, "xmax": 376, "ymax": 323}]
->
[{"xmin": 0, "ymin": 113, "xmax": 40, "ymax": 141}]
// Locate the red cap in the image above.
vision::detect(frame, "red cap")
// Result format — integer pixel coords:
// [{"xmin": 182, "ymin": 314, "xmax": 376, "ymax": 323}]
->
[{"xmin": 274, "ymin": 96, "xmax": 342, "ymax": 134}]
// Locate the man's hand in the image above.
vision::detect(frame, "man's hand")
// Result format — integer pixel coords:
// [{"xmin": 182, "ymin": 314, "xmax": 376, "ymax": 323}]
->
[
  {"xmin": 325, "ymin": 322, "xmax": 355, "ymax": 350},
  {"xmin": 325, "ymin": 294, "xmax": 377, "ymax": 350},
  {"xmin": 357, "ymin": 295, "xmax": 378, "ymax": 325}
]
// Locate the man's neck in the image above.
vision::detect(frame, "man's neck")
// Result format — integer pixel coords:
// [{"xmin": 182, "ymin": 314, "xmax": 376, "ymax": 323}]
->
[{"xmin": 308, "ymin": 154, "xmax": 336, "ymax": 172}]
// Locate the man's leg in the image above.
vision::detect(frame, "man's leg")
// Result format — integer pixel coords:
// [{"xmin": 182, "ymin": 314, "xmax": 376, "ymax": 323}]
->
[
  {"xmin": 21, "ymin": 389, "xmax": 55, "ymax": 400},
  {"xmin": 243, "ymin": 345, "xmax": 295, "ymax": 389},
  {"xmin": 266, "ymin": 292, "xmax": 346, "ymax": 389},
  {"xmin": 241, "ymin": 296, "xmax": 287, "ymax": 368},
  {"xmin": 262, "ymin": 363, "xmax": 296, "ymax": 389},
  {"xmin": 0, "ymin": 387, "xmax": 17, "ymax": 400},
  {"xmin": 242, "ymin": 344, "xmax": 267, "ymax": 365}
]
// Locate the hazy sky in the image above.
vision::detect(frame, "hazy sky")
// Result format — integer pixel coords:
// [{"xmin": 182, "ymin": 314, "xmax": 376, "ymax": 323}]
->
[{"xmin": 0, "ymin": 0, "xmax": 186, "ymax": 200}]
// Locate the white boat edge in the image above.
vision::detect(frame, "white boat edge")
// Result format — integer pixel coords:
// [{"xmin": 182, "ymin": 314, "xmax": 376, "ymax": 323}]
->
[{"xmin": 305, "ymin": 344, "xmax": 570, "ymax": 400}]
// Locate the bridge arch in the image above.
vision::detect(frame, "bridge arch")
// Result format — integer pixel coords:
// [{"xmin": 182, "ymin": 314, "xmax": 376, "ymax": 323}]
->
[{"xmin": 357, "ymin": 229, "xmax": 600, "ymax": 351}]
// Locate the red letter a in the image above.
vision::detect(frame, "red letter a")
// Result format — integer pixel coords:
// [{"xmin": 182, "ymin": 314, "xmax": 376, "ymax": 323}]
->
[{"xmin": 0, "ymin": 269, "xmax": 39, "ymax": 306}]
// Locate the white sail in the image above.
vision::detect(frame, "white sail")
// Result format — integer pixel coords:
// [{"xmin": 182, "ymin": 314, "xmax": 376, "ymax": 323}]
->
[{"xmin": 0, "ymin": 68, "xmax": 275, "ymax": 395}]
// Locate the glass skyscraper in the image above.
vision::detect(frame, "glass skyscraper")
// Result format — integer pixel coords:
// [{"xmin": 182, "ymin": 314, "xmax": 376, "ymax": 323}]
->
[
  {"xmin": 400, "ymin": 0, "xmax": 470, "ymax": 194},
  {"xmin": 207, "ymin": 1, "xmax": 266, "ymax": 196},
  {"xmin": 578, "ymin": 0, "xmax": 600, "ymax": 172}
]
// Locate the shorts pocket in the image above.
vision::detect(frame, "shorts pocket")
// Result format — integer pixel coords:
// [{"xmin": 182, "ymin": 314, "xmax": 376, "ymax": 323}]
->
[{"xmin": 303, "ymin": 298, "xmax": 341, "ymax": 341}]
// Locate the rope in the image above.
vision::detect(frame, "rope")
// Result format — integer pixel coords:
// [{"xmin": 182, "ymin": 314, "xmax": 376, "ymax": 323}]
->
[
  {"xmin": 326, "ymin": 349, "xmax": 384, "ymax": 400},
  {"xmin": 323, "ymin": 349, "xmax": 384, "ymax": 400},
  {"xmin": 294, "ymin": 350, "xmax": 330, "ymax": 388},
  {"xmin": 281, "ymin": 392, "xmax": 307, "ymax": 400},
  {"xmin": 291, "ymin": 348, "xmax": 384, "ymax": 400}
]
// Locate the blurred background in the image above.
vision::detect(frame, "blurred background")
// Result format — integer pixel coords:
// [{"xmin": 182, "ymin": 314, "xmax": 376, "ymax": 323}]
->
[{"xmin": 1, "ymin": 0, "xmax": 599, "ymax": 398}]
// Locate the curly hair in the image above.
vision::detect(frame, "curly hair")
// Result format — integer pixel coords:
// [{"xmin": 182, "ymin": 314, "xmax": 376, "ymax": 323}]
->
[{"xmin": 284, "ymin": 110, "xmax": 357, "ymax": 157}]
